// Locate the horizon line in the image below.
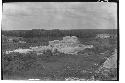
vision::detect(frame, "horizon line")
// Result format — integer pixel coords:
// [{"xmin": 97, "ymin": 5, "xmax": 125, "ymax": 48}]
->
[{"xmin": 1, "ymin": 28, "xmax": 118, "ymax": 31}]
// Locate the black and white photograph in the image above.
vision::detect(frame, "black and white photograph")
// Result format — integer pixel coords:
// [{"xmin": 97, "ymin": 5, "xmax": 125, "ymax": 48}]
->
[{"xmin": 1, "ymin": 2, "xmax": 118, "ymax": 81}]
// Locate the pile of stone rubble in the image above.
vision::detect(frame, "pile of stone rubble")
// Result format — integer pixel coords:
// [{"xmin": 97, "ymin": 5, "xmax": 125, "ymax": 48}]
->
[
  {"xmin": 5, "ymin": 36, "xmax": 93, "ymax": 55},
  {"xmin": 31, "ymin": 36, "xmax": 93, "ymax": 55}
]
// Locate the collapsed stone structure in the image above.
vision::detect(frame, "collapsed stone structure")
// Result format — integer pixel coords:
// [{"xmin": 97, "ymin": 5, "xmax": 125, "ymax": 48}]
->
[
  {"xmin": 31, "ymin": 36, "xmax": 93, "ymax": 55},
  {"xmin": 5, "ymin": 48, "xmax": 32, "ymax": 54},
  {"xmin": 5, "ymin": 36, "xmax": 93, "ymax": 55},
  {"xmin": 96, "ymin": 34, "xmax": 110, "ymax": 39}
]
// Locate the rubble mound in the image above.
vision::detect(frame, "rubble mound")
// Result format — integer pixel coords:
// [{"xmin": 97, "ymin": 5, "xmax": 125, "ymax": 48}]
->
[
  {"xmin": 48, "ymin": 36, "xmax": 93, "ymax": 54},
  {"xmin": 5, "ymin": 36, "xmax": 93, "ymax": 55},
  {"xmin": 30, "ymin": 36, "xmax": 93, "ymax": 55}
]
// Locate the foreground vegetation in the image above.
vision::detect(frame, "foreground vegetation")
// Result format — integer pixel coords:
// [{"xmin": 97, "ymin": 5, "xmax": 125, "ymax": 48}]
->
[{"xmin": 2, "ymin": 29, "xmax": 118, "ymax": 80}]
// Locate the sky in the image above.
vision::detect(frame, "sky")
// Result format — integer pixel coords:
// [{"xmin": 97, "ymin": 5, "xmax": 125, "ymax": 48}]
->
[{"xmin": 2, "ymin": 2, "xmax": 117, "ymax": 30}]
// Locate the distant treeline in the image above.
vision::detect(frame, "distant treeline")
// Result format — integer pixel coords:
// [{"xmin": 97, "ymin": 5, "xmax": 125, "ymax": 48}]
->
[{"xmin": 2, "ymin": 29, "xmax": 117, "ymax": 38}]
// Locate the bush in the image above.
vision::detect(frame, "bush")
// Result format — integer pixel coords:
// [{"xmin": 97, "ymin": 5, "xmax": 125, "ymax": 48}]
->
[{"xmin": 43, "ymin": 49, "xmax": 53, "ymax": 56}]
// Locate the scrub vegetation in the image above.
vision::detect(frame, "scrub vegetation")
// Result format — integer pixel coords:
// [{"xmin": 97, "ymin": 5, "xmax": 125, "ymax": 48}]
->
[{"xmin": 2, "ymin": 29, "xmax": 118, "ymax": 80}]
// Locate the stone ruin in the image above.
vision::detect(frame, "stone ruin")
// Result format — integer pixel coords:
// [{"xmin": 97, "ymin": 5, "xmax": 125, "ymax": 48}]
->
[
  {"xmin": 31, "ymin": 36, "xmax": 93, "ymax": 55},
  {"xmin": 5, "ymin": 36, "xmax": 93, "ymax": 55}
]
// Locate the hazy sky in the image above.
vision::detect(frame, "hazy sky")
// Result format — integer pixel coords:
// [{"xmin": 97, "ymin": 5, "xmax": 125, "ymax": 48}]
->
[{"xmin": 2, "ymin": 2, "xmax": 117, "ymax": 30}]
